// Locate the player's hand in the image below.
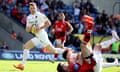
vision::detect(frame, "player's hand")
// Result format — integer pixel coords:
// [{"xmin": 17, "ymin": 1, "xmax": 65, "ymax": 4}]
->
[
  {"xmin": 51, "ymin": 29, "xmax": 55, "ymax": 34},
  {"xmin": 36, "ymin": 27, "xmax": 40, "ymax": 32},
  {"xmin": 66, "ymin": 32, "xmax": 71, "ymax": 35}
]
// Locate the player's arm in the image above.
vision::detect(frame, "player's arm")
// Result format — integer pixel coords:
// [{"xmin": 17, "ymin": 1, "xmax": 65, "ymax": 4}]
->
[
  {"xmin": 66, "ymin": 22, "xmax": 73, "ymax": 35},
  {"xmin": 39, "ymin": 15, "xmax": 51, "ymax": 30},
  {"xmin": 26, "ymin": 17, "xmax": 31, "ymax": 32},
  {"xmin": 50, "ymin": 22, "xmax": 56, "ymax": 34}
]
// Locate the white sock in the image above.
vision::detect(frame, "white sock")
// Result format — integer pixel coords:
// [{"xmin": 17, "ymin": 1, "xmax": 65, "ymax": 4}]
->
[
  {"xmin": 100, "ymin": 37, "xmax": 117, "ymax": 48},
  {"xmin": 54, "ymin": 48, "xmax": 65, "ymax": 54},
  {"xmin": 22, "ymin": 49, "xmax": 29, "ymax": 66},
  {"xmin": 102, "ymin": 62, "xmax": 118, "ymax": 68}
]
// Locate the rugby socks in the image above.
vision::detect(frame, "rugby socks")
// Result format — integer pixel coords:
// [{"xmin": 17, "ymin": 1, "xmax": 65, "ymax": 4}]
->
[
  {"xmin": 54, "ymin": 48, "xmax": 65, "ymax": 54},
  {"xmin": 100, "ymin": 37, "xmax": 117, "ymax": 49},
  {"xmin": 102, "ymin": 62, "xmax": 119, "ymax": 68},
  {"xmin": 83, "ymin": 15, "xmax": 94, "ymax": 44},
  {"xmin": 83, "ymin": 30, "xmax": 92, "ymax": 43},
  {"xmin": 54, "ymin": 53, "xmax": 59, "ymax": 59},
  {"xmin": 22, "ymin": 49, "xmax": 30, "ymax": 66}
]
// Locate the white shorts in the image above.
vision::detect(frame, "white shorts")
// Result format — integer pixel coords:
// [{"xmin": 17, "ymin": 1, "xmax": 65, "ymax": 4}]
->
[{"xmin": 31, "ymin": 30, "xmax": 52, "ymax": 47}]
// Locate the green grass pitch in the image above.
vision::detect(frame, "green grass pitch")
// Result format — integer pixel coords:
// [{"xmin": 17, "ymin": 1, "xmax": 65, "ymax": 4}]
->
[{"xmin": 0, "ymin": 60, "xmax": 120, "ymax": 72}]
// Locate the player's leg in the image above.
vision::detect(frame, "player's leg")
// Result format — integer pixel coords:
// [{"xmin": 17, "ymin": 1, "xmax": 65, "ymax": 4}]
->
[
  {"xmin": 99, "ymin": 30, "xmax": 119, "ymax": 49},
  {"xmin": 81, "ymin": 21, "xmax": 94, "ymax": 58},
  {"xmin": 49, "ymin": 38, "xmax": 66, "ymax": 63},
  {"xmin": 93, "ymin": 44, "xmax": 103, "ymax": 72},
  {"xmin": 102, "ymin": 57, "xmax": 120, "ymax": 68},
  {"xmin": 38, "ymin": 32, "xmax": 65, "ymax": 54},
  {"xmin": 13, "ymin": 37, "xmax": 40, "ymax": 70},
  {"xmin": 44, "ymin": 44, "xmax": 65, "ymax": 54},
  {"xmin": 56, "ymin": 38, "xmax": 65, "ymax": 48},
  {"xmin": 102, "ymin": 58, "xmax": 120, "ymax": 68},
  {"xmin": 93, "ymin": 30, "xmax": 120, "ymax": 72}
]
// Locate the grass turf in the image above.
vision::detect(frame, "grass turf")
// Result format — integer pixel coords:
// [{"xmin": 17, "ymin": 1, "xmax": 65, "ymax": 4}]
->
[{"xmin": 0, "ymin": 60, "xmax": 120, "ymax": 72}]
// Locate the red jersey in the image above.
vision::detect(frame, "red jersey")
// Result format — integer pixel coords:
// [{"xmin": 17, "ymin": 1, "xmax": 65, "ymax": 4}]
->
[
  {"xmin": 68, "ymin": 53, "xmax": 96, "ymax": 72},
  {"xmin": 79, "ymin": 58, "xmax": 96, "ymax": 72},
  {"xmin": 53, "ymin": 21, "xmax": 69, "ymax": 38}
]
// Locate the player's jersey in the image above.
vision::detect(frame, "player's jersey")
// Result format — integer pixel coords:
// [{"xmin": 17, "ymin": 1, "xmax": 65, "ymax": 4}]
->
[
  {"xmin": 68, "ymin": 53, "xmax": 96, "ymax": 72},
  {"xmin": 53, "ymin": 21, "xmax": 69, "ymax": 38},
  {"xmin": 26, "ymin": 11, "xmax": 49, "ymax": 38},
  {"xmin": 79, "ymin": 58, "xmax": 96, "ymax": 72},
  {"xmin": 68, "ymin": 53, "xmax": 78, "ymax": 63}
]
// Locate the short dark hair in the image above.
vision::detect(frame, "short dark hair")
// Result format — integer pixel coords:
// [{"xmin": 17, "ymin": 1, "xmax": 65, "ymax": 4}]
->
[
  {"xmin": 57, "ymin": 63, "xmax": 67, "ymax": 72},
  {"xmin": 29, "ymin": 2, "xmax": 37, "ymax": 7},
  {"xmin": 62, "ymin": 50, "xmax": 68, "ymax": 59}
]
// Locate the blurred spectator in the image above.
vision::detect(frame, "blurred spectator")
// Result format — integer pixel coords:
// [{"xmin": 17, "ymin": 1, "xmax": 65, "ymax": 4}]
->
[
  {"xmin": 1, "ymin": 1, "xmax": 7, "ymax": 12},
  {"xmin": 50, "ymin": 0, "xmax": 57, "ymax": 10},
  {"xmin": 101, "ymin": 10, "xmax": 108, "ymax": 26},
  {"xmin": 69, "ymin": 14, "xmax": 75, "ymax": 24},
  {"xmin": 111, "ymin": 41, "xmax": 120, "ymax": 54},
  {"xmin": 5, "ymin": 0, "xmax": 15, "ymax": 6},
  {"xmin": 40, "ymin": 1, "xmax": 49, "ymax": 12},
  {"xmin": 64, "ymin": 10, "xmax": 71, "ymax": 21},
  {"xmin": 45, "ymin": 0, "xmax": 52, "ymax": 7},
  {"xmin": 47, "ymin": 10, "xmax": 56, "ymax": 24},
  {"xmin": 22, "ymin": 0, "xmax": 30, "ymax": 6},
  {"xmin": 57, "ymin": 0, "xmax": 65, "ymax": 9},
  {"xmin": 0, "ymin": 0, "xmax": 2, "ymax": 11},
  {"xmin": 17, "ymin": 32, "xmax": 23, "ymax": 42},
  {"xmin": 73, "ymin": 0, "xmax": 80, "ymax": 8},
  {"xmin": 78, "ymin": 22, "xmax": 84, "ymax": 34},
  {"xmin": 11, "ymin": 30, "xmax": 17, "ymax": 39},
  {"xmin": 96, "ymin": 13, "xmax": 102, "ymax": 26},
  {"xmin": 16, "ymin": 3, "xmax": 23, "ymax": 20},
  {"xmin": 11, "ymin": 5, "xmax": 18, "ymax": 18},
  {"xmin": 85, "ymin": 0, "xmax": 93, "ymax": 10},
  {"xmin": 16, "ymin": 0, "xmax": 22, "ymax": 6},
  {"xmin": 21, "ymin": 13, "xmax": 27, "ymax": 27},
  {"xmin": 0, "ymin": 0, "xmax": 2, "ymax": 5},
  {"xmin": 80, "ymin": 7, "xmax": 86, "ymax": 19},
  {"xmin": 80, "ymin": 0, "xmax": 85, "ymax": 9},
  {"xmin": 74, "ymin": 5, "xmax": 80, "ymax": 16},
  {"xmin": 85, "ymin": 0, "xmax": 98, "ymax": 14},
  {"xmin": 0, "ymin": 42, "xmax": 9, "ymax": 51},
  {"xmin": 72, "ymin": 36, "xmax": 81, "ymax": 51}
]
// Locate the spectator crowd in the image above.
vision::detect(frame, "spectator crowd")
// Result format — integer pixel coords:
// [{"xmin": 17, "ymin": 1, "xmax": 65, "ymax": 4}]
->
[{"xmin": 0, "ymin": 0, "xmax": 120, "ymax": 52}]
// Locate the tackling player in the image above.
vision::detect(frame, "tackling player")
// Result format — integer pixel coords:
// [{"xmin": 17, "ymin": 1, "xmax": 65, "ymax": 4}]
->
[
  {"xmin": 57, "ymin": 15, "xmax": 120, "ymax": 72},
  {"xmin": 58, "ymin": 30, "xmax": 120, "ymax": 72},
  {"xmin": 13, "ymin": 2, "xmax": 65, "ymax": 70}
]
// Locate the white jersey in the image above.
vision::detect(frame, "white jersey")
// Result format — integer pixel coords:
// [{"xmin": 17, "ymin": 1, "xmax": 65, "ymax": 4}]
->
[
  {"xmin": 27, "ymin": 11, "xmax": 48, "ymax": 34},
  {"xmin": 26, "ymin": 12, "xmax": 52, "ymax": 47}
]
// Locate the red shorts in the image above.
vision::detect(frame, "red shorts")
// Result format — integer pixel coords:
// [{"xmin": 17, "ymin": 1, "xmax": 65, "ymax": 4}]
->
[{"xmin": 55, "ymin": 36, "xmax": 66, "ymax": 44}]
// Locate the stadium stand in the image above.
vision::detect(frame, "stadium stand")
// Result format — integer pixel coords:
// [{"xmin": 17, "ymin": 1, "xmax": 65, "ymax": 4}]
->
[{"xmin": 0, "ymin": 0, "xmax": 119, "ymax": 52}]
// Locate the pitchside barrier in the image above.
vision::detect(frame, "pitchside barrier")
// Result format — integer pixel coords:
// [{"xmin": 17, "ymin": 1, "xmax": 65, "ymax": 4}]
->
[
  {"xmin": 0, "ymin": 50, "xmax": 65, "ymax": 61},
  {"xmin": 0, "ymin": 51, "xmax": 120, "ymax": 62}
]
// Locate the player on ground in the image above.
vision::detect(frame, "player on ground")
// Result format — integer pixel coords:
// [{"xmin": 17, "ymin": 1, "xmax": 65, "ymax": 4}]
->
[
  {"xmin": 57, "ymin": 30, "xmax": 120, "ymax": 72},
  {"xmin": 50, "ymin": 12, "xmax": 73, "ymax": 61},
  {"xmin": 57, "ymin": 15, "xmax": 120, "ymax": 72},
  {"xmin": 13, "ymin": 2, "xmax": 65, "ymax": 70}
]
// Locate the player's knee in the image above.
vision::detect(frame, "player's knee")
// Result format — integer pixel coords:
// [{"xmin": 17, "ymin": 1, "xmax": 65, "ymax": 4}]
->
[
  {"xmin": 94, "ymin": 44, "xmax": 101, "ymax": 50},
  {"xmin": 95, "ymin": 44, "xmax": 101, "ymax": 48},
  {"xmin": 57, "ymin": 44, "xmax": 64, "ymax": 48}
]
